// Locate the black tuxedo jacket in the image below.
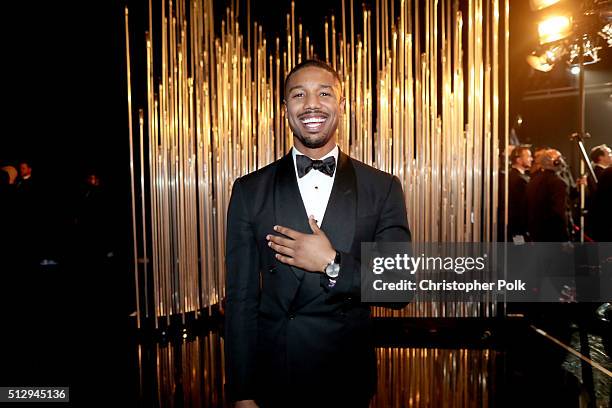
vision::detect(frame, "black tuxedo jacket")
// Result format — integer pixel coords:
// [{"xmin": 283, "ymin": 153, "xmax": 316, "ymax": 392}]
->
[
  {"xmin": 224, "ymin": 148, "xmax": 411, "ymax": 406},
  {"xmin": 527, "ymin": 169, "xmax": 569, "ymax": 242},
  {"xmin": 508, "ymin": 167, "xmax": 529, "ymax": 237}
]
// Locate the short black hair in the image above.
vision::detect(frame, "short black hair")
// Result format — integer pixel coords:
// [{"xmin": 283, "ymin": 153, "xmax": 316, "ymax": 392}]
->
[
  {"xmin": 283, "ymin": 59, "xmax": 342, "ymax": 98},
  {"xmin": 590, "ymin": 144, "xmax": 609, "ymax": 163}
]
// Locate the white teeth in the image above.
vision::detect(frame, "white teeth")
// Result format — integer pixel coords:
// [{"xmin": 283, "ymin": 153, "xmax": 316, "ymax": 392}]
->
[{"xmin": 301, "ymin": 117, "xmax": 326, "ymax": 124}]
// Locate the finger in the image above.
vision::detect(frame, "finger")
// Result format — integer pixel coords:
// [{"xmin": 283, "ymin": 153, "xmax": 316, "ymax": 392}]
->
[
  {"xmin": 275, "ymin": 253, "xmax": 295, "ymax": 265},
  {"xmin": 268, "ymin": 240, "xmax": 295, "ymax": 256},
  {"xmin": 274, "ymin": 225, "xmax": 300, "ymax": 239},
  {"xmin": 267, "ymin": 234, "xmax": 295, "ymax": 248},
  {"xmin": 308, "ymin": 215, "xmax": 320, "ymax": 233}
]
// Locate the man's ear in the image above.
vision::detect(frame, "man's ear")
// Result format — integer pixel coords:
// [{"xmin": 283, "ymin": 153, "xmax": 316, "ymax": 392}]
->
[
  {"xmin": 282, "ymin": 100, "xmax": 287, "ymax": 115},
  {"xmin": 339, "ymin": 96, "xmax": 346, "ymax": 115}
]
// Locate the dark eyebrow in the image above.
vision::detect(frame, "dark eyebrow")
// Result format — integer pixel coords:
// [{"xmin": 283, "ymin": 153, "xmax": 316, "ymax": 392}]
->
[{"xmin": 288, "ymin": 84, "xmax": 335, "ymax": 93}]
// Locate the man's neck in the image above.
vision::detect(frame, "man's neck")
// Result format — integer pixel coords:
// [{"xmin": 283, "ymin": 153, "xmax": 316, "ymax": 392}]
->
[
  {"xmin": 293, "ymin": 138, "xmax": 337, "ymax": 159},
  {"xmin": 511, "ymin": 165, "xmax": 526, "ymax": 175},
  {"xmin": 595, "ymin": 162, "xmax": 607, "ymax": 169}
]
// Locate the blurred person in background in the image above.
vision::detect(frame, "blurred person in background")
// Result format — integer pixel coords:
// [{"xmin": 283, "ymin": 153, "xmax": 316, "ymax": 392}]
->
[
  {"xmin": 508, "ymin": 145, "xmax": 532, "ymax": 241},
  {"xmin": 586, "ymin": 144, "xmax": 612, "ymax": 239},
  {"xmin": 527, "ymin": 149, "xmax": 570, "ymax": 242}
]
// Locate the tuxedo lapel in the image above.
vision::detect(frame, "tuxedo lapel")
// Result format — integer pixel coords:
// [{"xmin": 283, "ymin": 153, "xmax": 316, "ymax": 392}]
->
[
  {"xmin": 273, "ymin": 151, "xmax": 311, "ymax": 301},
  {"xmin": 319, "ymin": 150, "xmax": 357, "ymax": 254}
]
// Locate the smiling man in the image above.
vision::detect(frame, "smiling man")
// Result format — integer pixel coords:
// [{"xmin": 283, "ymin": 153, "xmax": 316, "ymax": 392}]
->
[{"xmin": 225, "ymin": 60, "xmax": 411, "ymax": 408}]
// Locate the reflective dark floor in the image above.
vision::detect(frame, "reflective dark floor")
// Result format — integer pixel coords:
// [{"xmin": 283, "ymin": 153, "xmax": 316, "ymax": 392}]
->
[{"xmin": 128, "ymin": 307, "xmax": 611, "ymax": 408}]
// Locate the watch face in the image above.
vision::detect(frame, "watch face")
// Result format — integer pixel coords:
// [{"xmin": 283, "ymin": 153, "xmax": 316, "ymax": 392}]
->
[{"xmin": 326, "ymin": 263, "xmax": 340, "ymax": 278}]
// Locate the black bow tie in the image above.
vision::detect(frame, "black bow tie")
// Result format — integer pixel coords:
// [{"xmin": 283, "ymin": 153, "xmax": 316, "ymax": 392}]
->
[{"xmin": 296, "ymin": 154, "xmax": 336, "ymax": 178}]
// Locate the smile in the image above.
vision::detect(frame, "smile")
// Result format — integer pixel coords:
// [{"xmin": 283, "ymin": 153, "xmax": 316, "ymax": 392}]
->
[{"xmin": 300, "ymin": 115, "xmax": 327, "ymax": 132}]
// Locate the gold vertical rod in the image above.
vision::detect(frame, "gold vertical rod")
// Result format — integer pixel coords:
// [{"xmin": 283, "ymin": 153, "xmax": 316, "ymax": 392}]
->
[
  {"xmin": 138, "ymin": 109, "xmax": 149, "ymax": 320},
  {"xmin": 331, "ymin": 15, "xmax": 336, "ymax": 70},
  {"xmin": 146, "ymin": 31, "xmax": 160, "ymax": 329},
  {"xmin": 325, "ymin": 20, "xmax": 329, "ymax": 63},
  {"xmin": 291, "ymin": 1, "xmax": 296, "ymax": 69},
  {"xmin": 125, "ymin": 6, "xmax": 141, "ymax": 329}
]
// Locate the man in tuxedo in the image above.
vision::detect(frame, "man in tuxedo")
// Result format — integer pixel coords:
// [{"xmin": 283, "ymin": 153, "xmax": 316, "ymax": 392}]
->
[
  {"xmin": 589, "ymin": 144, "xmax": 612, "ymax": 183},
  {"xmin": 224, "ymin": 60, "xmax": 411, "ymax": 408},
  {"xmin": 587, "ymin": 145, "xmax": 612, "ymax": 240},
  {"xmin": 527, "ymin": 149, "xmax": 569, "ymax": 242},
  {"xmin": 586, "ymin": 144, "xmax": 611, "ymax": 238},
  {"xmin": 508, "ymin": 145, "xmax": 532, "ymax": 240}
]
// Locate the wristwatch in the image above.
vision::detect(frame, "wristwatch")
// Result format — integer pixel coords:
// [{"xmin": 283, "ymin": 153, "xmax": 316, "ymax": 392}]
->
[{"xmin": 324, "ymin": 251, "xmax": 341, "ymax": 279}]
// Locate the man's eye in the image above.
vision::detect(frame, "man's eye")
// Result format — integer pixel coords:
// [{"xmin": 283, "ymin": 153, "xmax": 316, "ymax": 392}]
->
[
  {"xmin": 320, "ymin": 92, "xmax": 330, "ymax": 96},
  {"xmin": 292, "ymin": 93, "xmax": 304, "ymax": 98}
]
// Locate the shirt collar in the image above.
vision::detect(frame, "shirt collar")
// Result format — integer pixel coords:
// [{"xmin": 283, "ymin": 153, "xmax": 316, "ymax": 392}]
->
[{"xmin": 292, "ymin": 144, "xmax": 338, "ymax": 161}]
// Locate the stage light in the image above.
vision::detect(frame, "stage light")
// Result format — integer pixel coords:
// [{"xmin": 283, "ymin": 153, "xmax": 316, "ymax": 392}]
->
[
  {"xmin": 537, "ymin": 15, "xmax": 572, "ymax": 44},
  {"xmin": 530, "ymin": 0, "xmax": 561, "ymax": 11},
  {"xmin": 526, "ymin": 53, "xmax": 554, "ymax": 71},
  {"xmin": 570, "ymin": 65, "xmax": 580, "ymax": 75},
  {"xmin": 526, "ymin": 44, "xmax": 565, "ymax": 71}
]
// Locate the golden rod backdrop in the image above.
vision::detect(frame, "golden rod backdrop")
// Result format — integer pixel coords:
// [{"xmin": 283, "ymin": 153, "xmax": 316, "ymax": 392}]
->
[{"xmin": 125, "ymin": 0, "xmax": 509, "ymax": 327}]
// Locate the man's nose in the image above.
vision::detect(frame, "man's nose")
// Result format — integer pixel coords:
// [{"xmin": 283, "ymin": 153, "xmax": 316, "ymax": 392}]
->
[{"xmin": 304, "ymin": 93, "xmax": 321, "ymax": 109}]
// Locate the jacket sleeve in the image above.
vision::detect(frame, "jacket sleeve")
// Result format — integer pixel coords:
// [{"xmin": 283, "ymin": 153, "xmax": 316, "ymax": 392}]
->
[
  {"xmin": 224, "ymin": 177, "xmax": 260, "ymax": 401},
  {"xmin": 320, "ymin": 175, "xmax": 411, "ymax": 307}
]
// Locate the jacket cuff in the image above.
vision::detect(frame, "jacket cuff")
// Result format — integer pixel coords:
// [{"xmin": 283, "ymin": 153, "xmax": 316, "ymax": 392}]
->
[{"xmin": 320, "ymin": 250, "xmax": 360, "ymax": 297}]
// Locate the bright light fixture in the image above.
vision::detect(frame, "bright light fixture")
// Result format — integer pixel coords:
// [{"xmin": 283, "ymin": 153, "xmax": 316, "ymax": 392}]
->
[
  {"xmin": 526, "ymin": 44, "xmax": 565, "ymax": 71},
  {"xmin": 538, "ymin": 15, "xmax": 572, "ymax": 44},
  {"xmin": 527, "ymin": 54, "xmax": 554, "ymax": 72}
]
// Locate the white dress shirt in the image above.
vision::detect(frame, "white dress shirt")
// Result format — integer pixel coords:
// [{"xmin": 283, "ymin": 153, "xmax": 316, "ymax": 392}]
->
[{"xmin": 292, "ymin": 145, "xmax": 339, "ymax": 227}]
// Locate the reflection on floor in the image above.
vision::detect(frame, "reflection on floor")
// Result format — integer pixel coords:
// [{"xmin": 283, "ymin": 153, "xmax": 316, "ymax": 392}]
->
[
  {"xmin": 131, "ymin": 315, "xmax": 611, "ymax": 407},
  {"xmin": 136, "ymin": 331, "xmax": 227, "ymax": 408},
  {"xmin": 373, "ymin": 348, "xmax": 493, "ymax": 407}
]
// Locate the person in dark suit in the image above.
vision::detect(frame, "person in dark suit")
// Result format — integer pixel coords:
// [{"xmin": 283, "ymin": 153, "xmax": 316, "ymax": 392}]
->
[
  {"xmin": 527, "ymin": 149, "xmax": 569, "ymax": 242},
  {"xmin": 586, "ymin": 144, "xmax": 611, "ymax": 238},
  {"xmin": 15, "ymin": 160, "xmax": 35, "ymax": 195},
  {"xmin": 224, "ymin": 60, "xmax": 411, "ymax": 408},
  {"xmin": 587, "ymin": 144, "xmax": 611, "ymax": 190},
  {"xmin": 591, "ymin": 166, "xmax": 612, "ymax": 241},
  {"xmin": 508, "ymin": 145, "xmax": 532, "ymax": 240}
]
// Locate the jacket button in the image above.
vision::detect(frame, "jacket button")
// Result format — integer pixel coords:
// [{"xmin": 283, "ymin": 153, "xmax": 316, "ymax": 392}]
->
[{"xmin": 288, "ymin": 313, "xmax": 295, "ymax": 319}]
